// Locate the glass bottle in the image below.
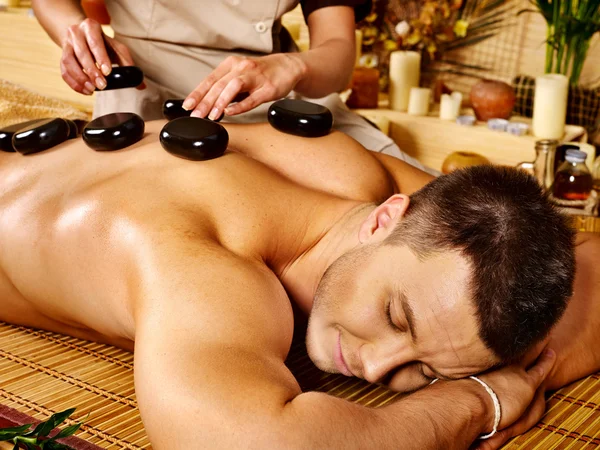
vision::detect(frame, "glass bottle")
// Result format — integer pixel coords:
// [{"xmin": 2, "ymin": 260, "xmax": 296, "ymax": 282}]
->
[
  {"xmin": 516, "ymin": 139, "xmax": 558, "ymax": 190},
  {"xmin": 553, "ymin": 150, "xmax": 593, "ymax": 201}
]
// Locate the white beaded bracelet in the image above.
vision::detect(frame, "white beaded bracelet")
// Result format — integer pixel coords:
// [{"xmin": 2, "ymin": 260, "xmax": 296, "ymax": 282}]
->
[{"xmin": 469, "ymin": 376, "xmax": 501, "ymax": 439}]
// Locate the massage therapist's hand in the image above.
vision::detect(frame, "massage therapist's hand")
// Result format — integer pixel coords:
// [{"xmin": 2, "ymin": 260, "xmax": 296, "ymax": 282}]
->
[
  {"xmin": 183, "ymin": 53, "xmax": 308, "ymax": 120},
  {"xmin": 472, "ymin": 347, "xmax": 556, "ymax": 450},
  {"xmin": 60, "ymin": 18, "xmax": 141, "ymax": 95}
]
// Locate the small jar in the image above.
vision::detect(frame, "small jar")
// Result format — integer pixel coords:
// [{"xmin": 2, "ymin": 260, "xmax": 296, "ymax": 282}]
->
[{"xmin": 553, "ymin": 149, "xmax": 593, "ymax": 201}]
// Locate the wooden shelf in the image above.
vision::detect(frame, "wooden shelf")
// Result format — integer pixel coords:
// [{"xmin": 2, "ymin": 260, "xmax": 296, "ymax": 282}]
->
[{"xmin": 353, "ymin": 107, "xmax": 588, "ymax": 172}]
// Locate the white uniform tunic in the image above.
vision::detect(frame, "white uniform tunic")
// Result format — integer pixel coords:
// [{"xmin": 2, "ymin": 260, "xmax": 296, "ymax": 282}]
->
[{"xmin": 97, "ymin": 0, "xmax": 432, "ymax": 171}]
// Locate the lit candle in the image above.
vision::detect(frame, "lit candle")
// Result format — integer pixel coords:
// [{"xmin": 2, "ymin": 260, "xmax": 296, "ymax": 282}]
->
[
  {"xmin": 407, "ymin": 87, "xmax": 431, "ymax": 116},
  {"xmin": 440, "ymin": 94, "xmax": 458, "ymax": 120},
  {"xmin": 389, "ymin": 51, "xmax": 421, "ymax": 112},
  {"xmin": 532, "ymin": 74, "xmax": 569, "ymax": 140},
  {"xmin": 355, "ymin": 30, "xmax": 363, "ymax": 67}
]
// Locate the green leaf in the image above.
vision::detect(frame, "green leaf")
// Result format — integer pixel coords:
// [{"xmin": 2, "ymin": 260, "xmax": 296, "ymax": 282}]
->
[
  {"xmin": 28, "ymin": 409, "xmax": 76, "ymax": 439},
  {"xmin": 0, "ymin": 424, "xmax": 33, "ymax": 441},
  {"xmin": 53, "ymin": 423, "xmax": 82, "ymax": 440}
]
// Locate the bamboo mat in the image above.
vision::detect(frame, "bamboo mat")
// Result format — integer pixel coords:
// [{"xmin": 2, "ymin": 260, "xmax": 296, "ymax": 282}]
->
[{"xmin": 1, "ymin": 217, "xmax": 599, "ymax": 449}]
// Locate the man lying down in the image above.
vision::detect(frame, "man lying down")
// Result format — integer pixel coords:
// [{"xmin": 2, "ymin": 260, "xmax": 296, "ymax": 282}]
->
[{"xmin": 1, "ymin": 120, "xmax": 599, "ymax": 449}]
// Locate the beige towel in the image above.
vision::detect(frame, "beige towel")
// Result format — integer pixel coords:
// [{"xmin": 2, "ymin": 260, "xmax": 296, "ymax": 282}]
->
[{"xmin": 0, "ymin": 79, "xmax": 90, "ymax": 128}]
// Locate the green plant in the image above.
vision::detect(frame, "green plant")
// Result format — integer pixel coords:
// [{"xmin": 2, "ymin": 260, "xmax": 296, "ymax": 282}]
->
[
  {"xmin": 520, "ymin": 0, "xmax": 600, "ymax": 85},
  {"xmin": 0, "ymin": 408, "xmax": 84, "ymax": 449}
]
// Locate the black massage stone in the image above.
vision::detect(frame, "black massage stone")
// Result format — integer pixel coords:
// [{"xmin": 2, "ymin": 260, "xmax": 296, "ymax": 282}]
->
[
  {"xmin": 12, "ymin": 118, "xmax": 70, "ymax": 155},
  {"xmin": 98, "ymin": 66, "xmax": 144, "ymax": 91},
  {"xmin": 83, "ymin": 113, "xmax": 145, "ymax": 151},
  {"xmin": 163, "ymin": 99, "xmax": 192, "ymax": 121},
  {"xmin": 268, "ymin": 99, "xmax": 333, "ymax": 138},
  {"xmin": 160, "ymin": 117, "xmax": 228, "ymax": 161},
  {"xmin": 0, "ymin": 119, "xmax": 48, "ymax": 152},
  {"xmin": 65, "ymin": 119, "xmax": 79, "ymax": 139}
]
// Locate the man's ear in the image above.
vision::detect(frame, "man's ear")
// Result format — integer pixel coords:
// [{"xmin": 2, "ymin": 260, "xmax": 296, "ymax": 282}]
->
[{"xmin": 358, "ymin": 194, "xmax": 410, "ymax": 244}]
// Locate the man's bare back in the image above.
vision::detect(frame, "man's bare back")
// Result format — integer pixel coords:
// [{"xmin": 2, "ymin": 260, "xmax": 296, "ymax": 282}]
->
[
  {"xmin": 0, "ymin": 120, "xmax": 594, "ymax": 449},
  {"xmin": 0, "ymin": 121, "xmax": 360, "ymax": 346}
]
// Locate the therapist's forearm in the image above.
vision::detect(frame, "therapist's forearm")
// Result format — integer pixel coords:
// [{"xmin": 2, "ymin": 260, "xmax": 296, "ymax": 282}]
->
[
  {"xmin": 32, "ymin": 0, "xmax": 86, "ymax": 47},
  {"xmin": 293, "ymin": 39, "xmax": 355, "ymax": 98}
]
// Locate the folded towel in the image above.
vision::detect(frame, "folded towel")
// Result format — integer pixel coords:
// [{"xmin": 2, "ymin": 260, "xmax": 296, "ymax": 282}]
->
[{"xmin": 0, "ymin": 79, "xmax": 90, "ymax": 128}]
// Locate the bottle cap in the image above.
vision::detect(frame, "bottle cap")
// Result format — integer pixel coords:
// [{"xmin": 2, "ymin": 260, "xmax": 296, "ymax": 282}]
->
[{"xmin": 565, "ymin": 149, "xmax": 587, "ymax": 163}]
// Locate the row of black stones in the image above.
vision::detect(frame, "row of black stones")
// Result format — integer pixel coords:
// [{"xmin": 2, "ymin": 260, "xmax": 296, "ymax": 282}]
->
[{"xmin": 0, "ymin": 65, "xmax": 333, "ymax": 160}]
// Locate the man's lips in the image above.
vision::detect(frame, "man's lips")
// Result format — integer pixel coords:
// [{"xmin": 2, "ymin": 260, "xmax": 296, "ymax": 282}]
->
[{"xmin": 334, "ymin": 331, "xmax": 354, "ymax": 377}]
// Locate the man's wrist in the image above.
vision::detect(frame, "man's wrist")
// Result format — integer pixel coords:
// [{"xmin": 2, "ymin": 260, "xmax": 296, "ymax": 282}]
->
[{"xmin": 456, "ymin": 378, "xmax": 497, "ymax": 436}]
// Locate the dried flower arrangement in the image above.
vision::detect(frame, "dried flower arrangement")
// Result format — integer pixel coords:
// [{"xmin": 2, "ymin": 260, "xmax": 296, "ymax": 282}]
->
[{"xmin": 357, "ymin": 0, "xmax": 516, "ymax": 91}]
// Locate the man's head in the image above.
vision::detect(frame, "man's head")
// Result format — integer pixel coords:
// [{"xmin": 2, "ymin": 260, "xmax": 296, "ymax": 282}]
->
[{"xmin": 306, "ymin": 165, "xmax": 575, "ymax": 393}]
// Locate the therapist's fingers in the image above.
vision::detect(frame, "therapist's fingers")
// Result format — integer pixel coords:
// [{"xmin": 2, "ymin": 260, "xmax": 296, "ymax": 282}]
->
[
  {"xmin": 184, "ymin": 58, "xmax": 237, "ymax": 114},
  {"xmin": 190, "ymin": 72, "xmax": 240, "ymax": 119},
  {"xmin": 66, "ymin": 22, "xmax": 106, "ymax": 90},
  {"xmin": 80, "ymin": 19, "xmax": 112, "ymax": 77},
  {"xmin": 185, "ymin": 56, "xmax": 252, "ymax": 116},
  {"xmin": 224, "ymin": 78, "xmax": 275, "ymax": 116},
  {"xmin": 60, "ymin": 43, "xmax": 96, "ymax": 95}
]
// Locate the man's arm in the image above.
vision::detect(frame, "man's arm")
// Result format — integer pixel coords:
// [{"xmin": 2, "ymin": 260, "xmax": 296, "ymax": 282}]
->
[
  {"xmin": 132, "ymin": 236, "xmax": 552, "ymax": 449},
  {"xmin": 225, "ymin": 123, "xmax": 431, "ymax": 202},
  {"xmin": 546, "ymin": 231, "xmax": 600, "ymax": 390}
]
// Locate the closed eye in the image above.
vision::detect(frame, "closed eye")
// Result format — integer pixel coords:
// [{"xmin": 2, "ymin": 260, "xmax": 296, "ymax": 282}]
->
[
  {"xmin": 419, "ymin": 364, "xmax": 435, "ymax": 381},
  {"xmin": 386, "ymin": 296, "xmax": 403, "ymax": 332}
]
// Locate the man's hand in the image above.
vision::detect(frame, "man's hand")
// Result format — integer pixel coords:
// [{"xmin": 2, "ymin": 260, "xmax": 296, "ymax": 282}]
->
[
  {"xmin": 60, "ymin": 18, "xmax": 142, "ymax": 95},
  {"xmin": 473, "ymin": 348, "xmax": 556, "ymax": 449},
  {"xmin": 182, "ymin": 54, "xmax": 308, "ymax": 120}
]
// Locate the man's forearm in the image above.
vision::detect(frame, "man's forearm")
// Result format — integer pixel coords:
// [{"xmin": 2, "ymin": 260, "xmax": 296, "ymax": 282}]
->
[
  {"xmin": 281, "ymin": 380, "xmax": 491, "ymax": 449},
  {"xmin": 293, "ymin": 39, "xmax": 355, "ymax": 98},
  {"xmin": 32, "ymin": 0, "xmax": 86, "ymax": 46}
]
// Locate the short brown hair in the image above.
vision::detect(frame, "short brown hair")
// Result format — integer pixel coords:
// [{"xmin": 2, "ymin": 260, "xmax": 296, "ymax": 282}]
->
[{"xmin": 386, "ymin": 165, "xmax": 575, "ymax": 362}]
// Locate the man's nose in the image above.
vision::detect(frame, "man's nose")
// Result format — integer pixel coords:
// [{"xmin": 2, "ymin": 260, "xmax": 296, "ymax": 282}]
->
[{"xmin": 359, "ymin": 342, "xmax": 412, "ymax": 384}]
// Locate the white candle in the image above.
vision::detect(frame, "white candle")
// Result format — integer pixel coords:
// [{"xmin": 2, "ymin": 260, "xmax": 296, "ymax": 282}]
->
[
  {"xmin": 355, "ymin": 30, "xmax": 363, "ymax": 67},
  {"xmin": 532, "ymin": 74, "xmax": 569, "ymax": 140},
  {"xmin": 407, "ymin": 87, "xmax": 431, "ymax": 116},
  {"xmin": 389, "ymin": 51, "xmax": 421, "ymax": 112},
  {"xmin": 451, "ymin": 92, "xmax": 463, "ymax": 117},
  {"xmin": 440, "ymin": 94, "xmax": 458, "ymax": 120}
]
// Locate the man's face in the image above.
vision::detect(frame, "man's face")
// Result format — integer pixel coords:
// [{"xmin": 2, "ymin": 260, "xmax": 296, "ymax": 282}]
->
[{"xmin": 306, "ymin": 243, "xmax": 499, "ymax": 393}]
